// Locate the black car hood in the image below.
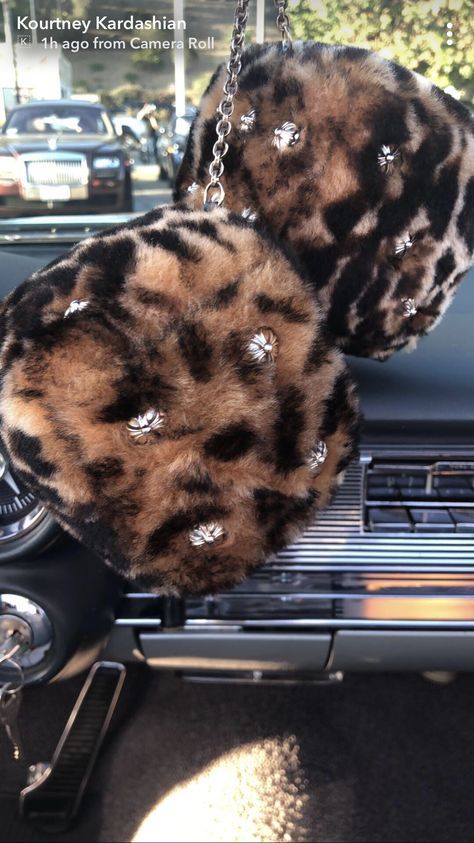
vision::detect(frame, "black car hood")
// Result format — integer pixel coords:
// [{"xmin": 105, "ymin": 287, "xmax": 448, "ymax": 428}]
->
[{"xmin": 0, "ymin": 135, "xmax": 121, "ymax": 156}]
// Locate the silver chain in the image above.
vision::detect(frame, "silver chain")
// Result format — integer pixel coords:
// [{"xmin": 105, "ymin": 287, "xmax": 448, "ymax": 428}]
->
[
  {"xmin": 203, "ymin": 0, "xmax": 250, "ymax": 207},
  {"xmin": 274, "ymin": 0, "xmax": 292, "ymax": 50}
]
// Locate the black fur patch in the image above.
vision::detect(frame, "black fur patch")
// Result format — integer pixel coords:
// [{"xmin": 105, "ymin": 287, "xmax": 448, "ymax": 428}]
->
[
  {"xmin": 239, "ymin": 63, "xmax": 270, "ymax": 92},
  {"xmin": 212, "ymin": 280, "xmax": 240, "ymax": 308},
  {"xmin": 133, "ymin": 288, "xmax": 174, "ymax": 309},
  {"xmin": 273, "ymin": 76, "xmax": 304, "ymax": 108},
  {"xmin": 85, "ymin": 457, "xmax": 125, "ymax": 482},
  {"xmin": 254, "ymin": 486, "xmax": 317, "ymax": 551},
  {"xmin": 9, "ymin": 430, "xmax": 56, "ymax": 479},
  {"xmin": 177, "ymin": 468, "xmax": 216, "ymax": 495},
  {"xmin": 327, "ymin": 234, "xmax": 379, "ymax": 337},
  {"xmin": 2, "ymin": 340, "xmax": 24, "ymax": 370},
  {"xmin": 140, "ymin": 228, "xmax": 200, "ymax": 262},
  {"xmin": 434, "ymin": 249, "xmax": 456, "ymax": 286},
  {"xmin": 179, "ymin": 219, "xmax": 237, "ymax": 253},
  {"xmin": 357, "ymin": 265, "xmax": 391, "ymax": 316},
  {"xmin": 36, "ymin": 262, "xmax": 81, "ymax": 295},
  {"xmin": 297, "ymin": 242, "xmax": 340, "ymax": 290},
  {"xmin": 15, "ymin": 388, "xmax": 44, "ymax": 400},
  {"xmin": 10, "ymin": 285, "xmax": 54, "ymax": 340},
  {"xmin": 100, "ymin": 365, "xmax": 173, "ymax": 423},
  {"xmin": 389, "ymin": 60, "xmax": 416, "ymax": 87},
  {"xmin": 321, "ymin": 372, "xmax": 353, "ymax": 438},
  {"xmin": 204, "ymin": 422, "xmax": 257, "ymax": 462},
  {"xmin": 370, "ymin": 99, "xmax": 410, "ymax": 150},
  {"xmin": 274, "ymin": 385, "xmax": 306, "ymax": 473},
  {"xmin": 178, "ymin": 320, "xmax": 213, "ymax": 382},
  {"xmin": 324, "ymin": 194, "xmax": 368, "ymax": 241},
  {"xmin": 255, "ymin": 292, "xmax": 310, "ymax": 323},
  {"xmin": 304, "ymin": 332, "xmax": 331, "ymax": 373},
  {"xmin": 428, "ymin": 161, "xmax": 459, "ymax": 240},
  {"xmin": 457, "ymin": 177, "xmax": 474, "ymax": 253},
  {"xmin": 85, "ymin": 236, "xmax": 137, "ymax": 299}
]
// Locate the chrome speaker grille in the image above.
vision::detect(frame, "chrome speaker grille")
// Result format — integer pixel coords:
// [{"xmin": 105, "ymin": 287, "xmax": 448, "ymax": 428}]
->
[{"xmin": 268, "ymin": 460, "xmax": 474, "ymax": 573}]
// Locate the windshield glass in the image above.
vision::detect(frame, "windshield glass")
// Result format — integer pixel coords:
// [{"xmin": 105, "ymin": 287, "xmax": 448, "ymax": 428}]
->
[
  {"xmin": 3, "ymin": 105, "xmax": 110, "ymax": 136},
  {"xmin": 0, "ymin": 0, "xmax": 470, "ymax": 227}
]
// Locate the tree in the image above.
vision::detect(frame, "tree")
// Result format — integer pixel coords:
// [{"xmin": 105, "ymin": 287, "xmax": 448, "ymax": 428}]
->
[
  {"xmin": 290, "ymin": 0, "xmax": 473, "ymax": 105},
  {"xmin": 131, "ymin": 48, "xmax": 164, "ymax": 71}
]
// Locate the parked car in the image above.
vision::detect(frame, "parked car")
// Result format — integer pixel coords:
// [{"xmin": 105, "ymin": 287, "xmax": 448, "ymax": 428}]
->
[
  {"xmin": 0, "ymin": 101, "xmax": 133, "ymax": 216},
  {"xmin": 156, "ymin": 106, "xmax": 197, "ymax": 184}
]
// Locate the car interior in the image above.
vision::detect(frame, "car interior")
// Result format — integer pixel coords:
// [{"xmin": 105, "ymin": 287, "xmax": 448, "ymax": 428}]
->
[{"xmin": 0, "ymin": 227, "xmax": 473, "ymax": 842}]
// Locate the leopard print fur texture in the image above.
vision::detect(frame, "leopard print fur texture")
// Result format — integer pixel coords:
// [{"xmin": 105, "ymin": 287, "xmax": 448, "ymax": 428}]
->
[
  {"xmin": 176, "ymin": 42, "xmax": 474, "ymax": 361},
  {"xmin": 0, "ymin": 205, "xmax": 360, "ymax": 595}
]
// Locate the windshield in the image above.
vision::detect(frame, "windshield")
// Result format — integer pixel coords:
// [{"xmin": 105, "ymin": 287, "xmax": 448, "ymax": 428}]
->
[
  {"xmin": 0, "ymin": 0, "xmax": 470, "ymax": 228},
  {"xmin": 3, "ymin": 105, "xmax": 110, "ymax": 137}
]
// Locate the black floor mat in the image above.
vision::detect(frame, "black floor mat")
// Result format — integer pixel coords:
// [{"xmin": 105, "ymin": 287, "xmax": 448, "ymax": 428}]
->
[{"xmin": 1, "ymin": 671, "xmax": 474, "ymax": 843}]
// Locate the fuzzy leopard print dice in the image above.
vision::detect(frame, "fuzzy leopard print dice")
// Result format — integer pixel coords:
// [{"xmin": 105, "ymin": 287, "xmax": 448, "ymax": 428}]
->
[
  {"xmin": 0, "ymin": 205, "xmax": 359, "ymax": 595},
  {"xmin": 176, "ymin": 42, "xmax": 474, "ymax": 360}
]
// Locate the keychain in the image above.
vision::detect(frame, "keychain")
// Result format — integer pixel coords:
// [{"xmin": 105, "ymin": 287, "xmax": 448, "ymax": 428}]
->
[
  {"xmin": 0, "ymin": 0, "xmax": 360, "ymax": 595},
  {"xmin": 177, "ymin": 1, "xmax": 474, "ymax": 360}
]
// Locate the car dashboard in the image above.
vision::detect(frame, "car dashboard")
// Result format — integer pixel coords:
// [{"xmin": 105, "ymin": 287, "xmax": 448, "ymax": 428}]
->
[{"xmin": 0, "ymin": 219, "xmax": 473, "ymax": 685}]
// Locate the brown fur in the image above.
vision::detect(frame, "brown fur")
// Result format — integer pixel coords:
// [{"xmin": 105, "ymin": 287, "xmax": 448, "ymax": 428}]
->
[
  {"xmin": 0, "ymin": 205, "xmax": 359, "ymax": 594},
  {"xmin": 176, "ymin": 43, "xmax": 474, "ymax": 360}
]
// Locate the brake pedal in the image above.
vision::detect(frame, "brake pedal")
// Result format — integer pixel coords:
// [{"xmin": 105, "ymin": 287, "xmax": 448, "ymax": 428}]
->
[{"xmin": 20, "ymin": 661, "xmax": 126, "ymax": 832}]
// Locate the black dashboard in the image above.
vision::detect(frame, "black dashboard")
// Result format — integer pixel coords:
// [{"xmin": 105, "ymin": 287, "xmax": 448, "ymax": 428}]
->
[{"xmin": 1, "ymin": 228, "xmax": 473, "ymax": 685}]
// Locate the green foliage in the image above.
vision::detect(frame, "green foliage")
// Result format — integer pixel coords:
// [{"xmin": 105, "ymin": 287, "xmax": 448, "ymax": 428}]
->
[
  {"xmin": 290, "ymin": 0, "xmax": 473, "ymax": 104},
  {"xmin": 74, "ymin": 79, "xmax": 89, "ymax": 92},
  {"xmin": 131, "ymin": 48, "xmax": 164, "ymax": 70},
  {"xmin": 105, "ymin": 83, "xmax": 147, "ymax": 109}
]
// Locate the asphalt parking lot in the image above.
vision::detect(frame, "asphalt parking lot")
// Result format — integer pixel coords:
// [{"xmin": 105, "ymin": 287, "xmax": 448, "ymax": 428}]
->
[{"xmin": 131, "ymin": 163, "xmax": 173, "ymax": 213}]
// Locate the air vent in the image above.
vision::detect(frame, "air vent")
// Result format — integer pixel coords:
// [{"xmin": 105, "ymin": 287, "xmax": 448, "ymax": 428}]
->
[{"xmin": 364, "ymin": 460, "xmax": 474, "ymax": 534}]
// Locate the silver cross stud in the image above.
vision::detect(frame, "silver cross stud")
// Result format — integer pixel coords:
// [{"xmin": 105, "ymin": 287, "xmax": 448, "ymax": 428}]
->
[
  {"xmin": 127, "ymin": 409, "xmax": 165, "ymax": 444},
  {"xmin": 247, "ymin": 328, "xmax": 278, "ymax": 363},
  {"xmin": 189, "ymin": 522, "xmax": 225, "ymax": 547},
  {"xmin": 242, "ymin": 207, "xmax": 257, "ymax": 222},
  {"xmin": 394, "ymin": 234, "xmax": 415, "ymax": 257},
  {"xmin": 64, "ymin": 299, "xmax": 90, "ymax": 318},
  {"xmin": 378, "ymin": 144, "xmax": 400, "ymax": 171},
  {"xmin": 307, "ymin": 441, "xmax": 328, "ymax": 473},
  {"xmin": 240, "ymin": 108, "xmax": 257, "ymax": 133},
  {"xmin": 402, "ymin": 298, "xmax": 418, "ymax": 317},
  {"xmin": 273, "ymin": 121, "xmax": 300, "ymax": 150}
]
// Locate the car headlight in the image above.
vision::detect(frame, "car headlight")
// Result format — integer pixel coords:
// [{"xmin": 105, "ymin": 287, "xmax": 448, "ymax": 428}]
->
[
  {"xmin": 0, "ymin": 155, "xmax": 19, "ymax": 181},
  {"xmin": 93, "ymin": 156, "xmax": 121, "ymax": 169}
]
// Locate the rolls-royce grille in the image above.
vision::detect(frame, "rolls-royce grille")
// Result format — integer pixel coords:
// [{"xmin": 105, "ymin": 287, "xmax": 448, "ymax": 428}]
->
[{"xmin": 25, "ymin": 158, "xmax": 87, "ymax": 186}]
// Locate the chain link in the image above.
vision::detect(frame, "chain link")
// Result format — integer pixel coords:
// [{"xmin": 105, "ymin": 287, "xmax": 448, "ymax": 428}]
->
[
  {"xmin": 203, "ymin": 0, "xmax": 250, "ymax": 207},
  {"xmin": 274, "ymin": 0, "xmax": 293, "ymax": 50}
]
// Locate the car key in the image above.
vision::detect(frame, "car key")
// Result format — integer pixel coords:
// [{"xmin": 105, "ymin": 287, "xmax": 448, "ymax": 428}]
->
[{"xmin": 0, "ymin": 684, "xmax": 23, "ymax": 761}]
